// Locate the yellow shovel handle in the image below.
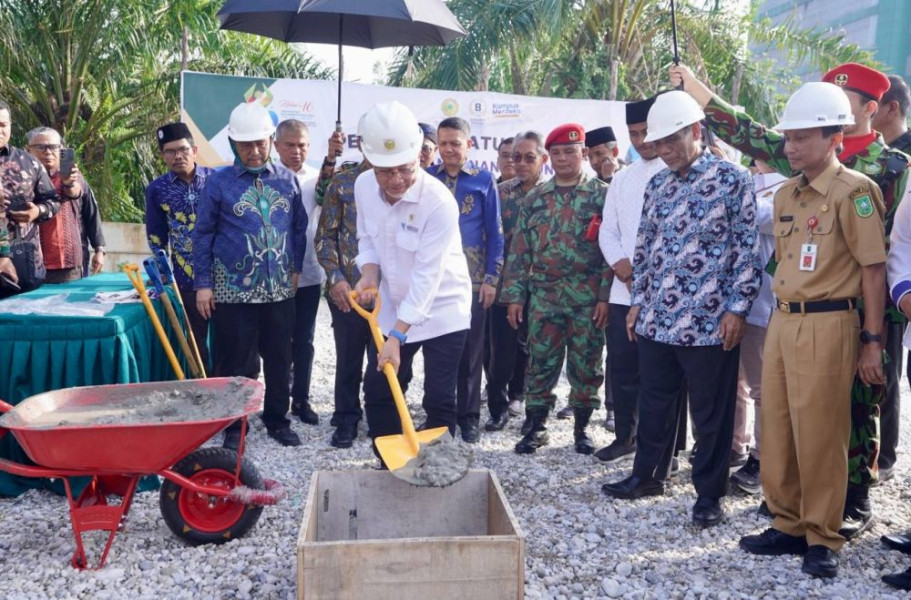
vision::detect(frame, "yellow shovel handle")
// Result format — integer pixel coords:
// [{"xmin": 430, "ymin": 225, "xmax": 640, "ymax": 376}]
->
[
  {"xmin": 123, "ymin": 264, "xmax": 185, "ymax": 380},
  {"xmin": 349, "ymin": 289, "xmax": 420, "ymax": 455},
  {"xmin": 169, "ymin": 282, "xmax": 207, "ymax": 378}
]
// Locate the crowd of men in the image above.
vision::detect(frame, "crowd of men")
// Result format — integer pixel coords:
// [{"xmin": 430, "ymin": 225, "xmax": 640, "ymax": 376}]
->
[{"xmin": 3, "ymin": 59, "xmax": 911, "ymax": 588}]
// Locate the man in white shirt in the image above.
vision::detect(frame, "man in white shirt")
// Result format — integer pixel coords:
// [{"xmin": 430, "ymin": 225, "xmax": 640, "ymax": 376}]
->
[
  {"xmin": 353, "ymin": 101, "xmax": 473, "ymax": 456},
  {"xmin": 276, "ymin": 119, "xmax": 329, "ymax": 426},
  {"xmin": 729, "ymin": 160, "xmax": 787, "ymax": 495},
  {"xmin": 595, "ymin": 96, "xmax": 664, "ymax": 464}
]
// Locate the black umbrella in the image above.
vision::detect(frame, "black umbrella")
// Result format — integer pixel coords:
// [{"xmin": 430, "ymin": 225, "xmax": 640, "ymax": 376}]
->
[{"xmin": 217, "ymin": 0, "xmax": 467, "ymax": 130}]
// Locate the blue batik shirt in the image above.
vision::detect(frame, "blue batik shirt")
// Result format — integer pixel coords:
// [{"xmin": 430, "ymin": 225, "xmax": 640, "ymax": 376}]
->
[
  {"xmin": 631, "ymin": 150, "xmax": 760, "ymax": 346},
  {"xmin": 145, "ymin": 165, "xmax": 214, "ymax": 291},
  {"xmin": 193, "ymin": 162, "xmax": 306, "ymax": 304},
  {"xmin": 427, "ymin": 162, "xmax": 504, "ymax": 290}
]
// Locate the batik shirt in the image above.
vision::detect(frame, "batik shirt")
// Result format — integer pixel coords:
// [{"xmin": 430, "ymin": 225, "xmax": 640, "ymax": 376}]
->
[
  {"xmin": 427, "ymin": 162, "xmax": 504, "ymax": 290},
  {"xmin": 495, "ymin": 173, "xmax": 547, "ymax": 304},
  {"xmin": 631, "ymin": 150, "xmax": 760, "ymax": 347},
  {"xmin": 315, "ymin": 161, "xmax": 370, "ymax": 290},
  {"xmin": 0, "ymin": 145, "xmax": 58, "ymax": 258},
  {"xmin": 39, "ymin": 171, "xmax": 88, "ymax": 270},
  {"xmin": 145, "ymin": 166, "xmax": 214, "ymax": 291},
  {"xmin": 501, "ymin": 173, "xmax": 611, "ymax": 309},
  {"xmin": 193, "ymin": 162, "xmax": 306, "ymax": 304}
]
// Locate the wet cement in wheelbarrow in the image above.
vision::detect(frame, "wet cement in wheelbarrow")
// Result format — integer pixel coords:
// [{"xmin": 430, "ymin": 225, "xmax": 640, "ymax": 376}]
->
[
  {"xmin": 12, "ymin": 377, "xmax": 255, "ymax": 428},
  {"xmin": 399, "ymin": 436, "xmax": 473, "ymax": 488}
]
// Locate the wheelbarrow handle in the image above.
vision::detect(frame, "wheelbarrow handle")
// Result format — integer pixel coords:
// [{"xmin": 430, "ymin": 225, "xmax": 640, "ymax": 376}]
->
[{"xmin": 0, "ymin": 399, "xmax": 13, "ymax": 414}]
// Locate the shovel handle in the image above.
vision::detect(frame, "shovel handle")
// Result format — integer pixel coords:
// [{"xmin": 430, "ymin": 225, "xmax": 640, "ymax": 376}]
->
[
  {"xmin": 348, "ymin": 290, "xmax": 420, "ymax": 455},
  {"xmin": 123, "ymin": 264, "xmax": 185, "ymax": 380}
]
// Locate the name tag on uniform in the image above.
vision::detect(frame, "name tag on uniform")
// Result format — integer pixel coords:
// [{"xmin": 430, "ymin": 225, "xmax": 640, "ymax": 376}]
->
[{"xmin": 799, "ymin": 243, "xmax": 817, "ymax": 272}]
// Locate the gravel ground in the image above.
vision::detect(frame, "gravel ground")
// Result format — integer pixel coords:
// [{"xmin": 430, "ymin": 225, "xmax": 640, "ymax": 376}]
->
[{"xmin": 2, "ymin": 297, "xmax": 911, "ymax": 599}]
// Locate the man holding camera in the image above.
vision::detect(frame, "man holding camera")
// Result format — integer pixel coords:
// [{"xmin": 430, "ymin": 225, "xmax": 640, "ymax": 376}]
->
[{"xmin": 0, "ymin": 99, "xmax": 60, "ymax": 294}]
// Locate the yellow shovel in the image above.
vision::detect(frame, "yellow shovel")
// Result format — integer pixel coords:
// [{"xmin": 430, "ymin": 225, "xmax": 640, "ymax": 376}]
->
[
  {"xmin": 123, "ymin": 264, "xmax": 185, "ymax": 380},
  {"xmin": 348, "ymin": 290, "xmax": 453, "ymax": 485}
]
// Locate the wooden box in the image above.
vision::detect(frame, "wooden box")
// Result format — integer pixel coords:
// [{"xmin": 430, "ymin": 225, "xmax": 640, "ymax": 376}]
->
[{"xmin": 297, "ymin": 469, "xmax": 525, "ymax": 599}]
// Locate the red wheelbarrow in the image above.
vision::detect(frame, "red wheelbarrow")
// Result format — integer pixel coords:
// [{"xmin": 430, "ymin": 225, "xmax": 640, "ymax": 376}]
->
[{"xmin": 0, "ymin": 377, "xmax": 285, "ymax": 570}]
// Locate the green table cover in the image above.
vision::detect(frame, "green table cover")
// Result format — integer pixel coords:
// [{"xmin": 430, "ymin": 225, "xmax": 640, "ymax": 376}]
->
[{"xmin": 0, "ymin": 273, "xmax": 189, "ymax": 496}]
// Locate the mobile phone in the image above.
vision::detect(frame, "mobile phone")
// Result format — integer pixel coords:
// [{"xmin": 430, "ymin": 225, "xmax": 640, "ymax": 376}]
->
[
  {"xmin": 0, "ymin": 272, "xmax": 20, "ymax": 292},
  {"xmin": 8, "ymin": 194, "xmax": 27, "ymax": 212},
  {"xmin": 60, "ymin": 148, "xmax": 76, "ymax": 179}
]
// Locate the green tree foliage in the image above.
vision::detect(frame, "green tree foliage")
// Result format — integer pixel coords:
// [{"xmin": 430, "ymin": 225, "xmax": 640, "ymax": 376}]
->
[
  {"xmin": 0, "ymin": 0, "xmax": 331, "ymax": 222},
  {"xmin": 387, "ymin": 0, "xmax": 876, "ymax": 127}
]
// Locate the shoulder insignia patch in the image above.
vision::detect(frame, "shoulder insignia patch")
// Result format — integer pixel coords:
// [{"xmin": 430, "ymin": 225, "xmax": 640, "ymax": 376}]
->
[{"xmin": 853, "ymin": 193, "xmax": 874, "ymax": 218}]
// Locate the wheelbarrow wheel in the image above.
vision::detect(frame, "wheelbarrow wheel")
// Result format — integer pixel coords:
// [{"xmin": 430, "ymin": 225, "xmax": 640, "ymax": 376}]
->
[{"xmin": 159, "ymin": 447, "xmax": 265, "ymax": 545}]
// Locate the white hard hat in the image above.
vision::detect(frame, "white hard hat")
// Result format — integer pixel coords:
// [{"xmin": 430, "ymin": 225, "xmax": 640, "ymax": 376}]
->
[
  {"xmin": 644, "ymin": 91, "xmax": 706, "ymax": 142},
  {"xmin": 227, "ymin": 102, "xmax": 276, "ymax": 142},
  {"xmin": 773, "ymin": 82, "xmax": 855, "ymax": 131},
  {"xmin": 359, "ymin": 101, "xmax": 423, "ymax": 168}
]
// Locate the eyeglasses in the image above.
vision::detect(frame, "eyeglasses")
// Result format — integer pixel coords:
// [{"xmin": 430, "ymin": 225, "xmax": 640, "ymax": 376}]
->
[
  {"xmin": 421, "ymin": 143, "xmax": 435, "ymax": 153},
  {"xmin": 510, "ymin": 153, "xmax": 541, "ymax": 164},
  {"xmin": 374, "ymin": 164, "xmax": 417, "ymax": 179},
  {"xmin": 162, "ymin": 146, "xmax": 193, "ymax": 158},
  {"xmin": 29, "ymin": 144, "xmax": 60, "ymax": 152}
]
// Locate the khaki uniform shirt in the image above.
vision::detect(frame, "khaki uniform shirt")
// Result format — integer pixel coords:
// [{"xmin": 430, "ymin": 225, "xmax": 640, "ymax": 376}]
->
[{"xmin": 773, "ymin": 161, "xmax": 886, "ymax": 303}]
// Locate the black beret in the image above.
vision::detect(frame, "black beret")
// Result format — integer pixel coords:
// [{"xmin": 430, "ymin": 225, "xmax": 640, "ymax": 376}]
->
[
  {"xmin": 156, "ymin": 122, "xmax": 193, "ymax": 148},
  {"xmin": 418, "ymin": 122, "xmax": 437, "ymax": 144},
  {"xmin": 585, "ymin": 126, "xmax": 617, "ymax": 148},
  {"xmin": 625, "ymin": 97, "xmax": 657, "ymax": 125}
]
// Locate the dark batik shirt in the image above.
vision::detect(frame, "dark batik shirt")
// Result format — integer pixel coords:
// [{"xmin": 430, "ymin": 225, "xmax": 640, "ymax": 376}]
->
[
  {"xmin": 0, "ymin": 145, "xmax": 59, "ymax": 258},
  {"xmin": 315, "ymin": 160, "xmax": 370, "ymax": 290},
  {"xmin": 145, "ymin": 165, "xmax": 214, "ymax": 291},
  {"xmin": 193, "ymin": 162, "xmax": 306, "ymax": 304}
]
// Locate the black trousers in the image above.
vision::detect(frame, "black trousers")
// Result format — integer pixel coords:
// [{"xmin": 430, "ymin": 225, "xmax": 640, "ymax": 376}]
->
[
  {"xmin": 179, "ymin": 288, "xmax": 211, "ymax": 373},
  {"xmin": 363, "ymin": 329, "xmax": 468, "ymax": 449},
  {"xmin": 879, "ymin": 320, "xmax": 905, "ymax": 470},
  {"xmin": 212, "ymin": 299, "xmax": 295, "ymax": 432},
  {"xmin": 606, "ymin": 304, "xmax": 639, "ymax": 442},
  {"xmin": 487, "ymin": 303, "xmax": 529, "ymax": 418},
  {"xmin": 457, "ymin": 292, "xmax": 486, "ymax": 424},
  {"xmin": 291, "ymin": 285, "xmax": 322, "ymax": 407},
  {"xmin": 632, "ymin": 336, "xmax": 738, "ymax": 499},
  {"xmin": 328, "ymin": 301, "xmax": 371, "ymax": 427}
]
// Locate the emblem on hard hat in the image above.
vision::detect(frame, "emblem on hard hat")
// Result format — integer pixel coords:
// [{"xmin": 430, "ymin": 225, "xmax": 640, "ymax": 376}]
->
[
  {"xmin": 384, "ymin": 139, "xmax": 396, "ymax": 150},
  {"xmin": 834, "ymin": 73, "xmax": 849, "ymax": 86},
  {"xmin": 568, "ymin": 131, "xmax": 579, "ymax": 141}
]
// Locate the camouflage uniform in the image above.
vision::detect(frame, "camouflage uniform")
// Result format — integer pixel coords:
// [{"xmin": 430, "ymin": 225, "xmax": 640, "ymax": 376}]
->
[
  {"xmin": 702, "ymin": 96, "xmax": 911, "ymax": 490},
  {"xmin": 500, "ymin": 173, "xmax": 611, "ymax": 411}
]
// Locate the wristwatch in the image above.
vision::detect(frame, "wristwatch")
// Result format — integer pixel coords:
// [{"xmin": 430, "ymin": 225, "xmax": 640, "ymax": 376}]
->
[
  {"xmin": 860, "ymin": 330, "xmax": 883, "ymax": 344},
  {"xmin": 388, "ymin": 330, "xmax": 407, "ymax": 344}
]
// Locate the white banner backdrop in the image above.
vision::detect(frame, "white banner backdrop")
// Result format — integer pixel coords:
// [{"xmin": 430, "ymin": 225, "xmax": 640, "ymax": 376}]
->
[{"xmin": 181, "ymin": 71, "xmax": 629, "ymax": 178}]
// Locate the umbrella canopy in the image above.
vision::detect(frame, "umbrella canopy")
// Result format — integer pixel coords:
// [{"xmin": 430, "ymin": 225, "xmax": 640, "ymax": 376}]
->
[
  {"xmin": 218, "ymin": 0, "xmax": 466, "ymax": 48},
  {"xmin": 217, "ymin": 0, "xmax": 467, "ymax": 130}
]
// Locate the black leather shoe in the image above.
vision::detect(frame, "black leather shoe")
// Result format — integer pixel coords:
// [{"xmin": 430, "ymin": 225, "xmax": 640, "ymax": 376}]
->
[
  {"xmin": 594, "ymin": 439, "xmax": 636, "ymax": 464},
  {"xmin": 801, "ymin": 545, "xmax": 838, "ymax": 578},
  {"xmin": 460, "ymin": 420, "xmax": 480, "ymax": 444},
  {"xmin": 882, "ymin": 532, "xmax": 911, "ymax": 555},
  {"xmin": 883, "ymin": 567, "xmax": 911, "ymax": 591},
  {"xmin": 758, "ymin": 500, "xmax": 774, "ymax": 519},
  {"xmin": 692, "ymin": 496, "xmax": 724, "ymax": 527},
  {"xmin": 556, "ymin": 405, "xmax": 573, "ymax": 420},
  {"xmin": 515, "ymin": 409, "xmax": 549, "ymax": 454},
  {"xmin": 223, "ymin": 430, "xmax": 242, "ymax": 451},
  {"xmin": 601, "ymin": 475, "xmax": 664, "ymax": 500},
  {"xmin": 484, "ymin": 412, "xmax": 509, "ymax": 432},
  {"xmin": 572, "ymin": 407, "xmax": 595, "ymax": 455},
  {"xmin": 267, "ymin": 426, "xmax": 302, "ymax": 447},
  {"xmin": 839, "ymin": 496, "xmax": 874, "ymax": 540},
  {"xmin": 292, "ymin": 402, "xmax": 319, "ymax": 426},
  {"xmin": 739, "ymin": 528, "xmax": 808, "ymax": 555},
  {"xmin": 330, "ymin": 425, "xmax": 357, "ymax": 449}
]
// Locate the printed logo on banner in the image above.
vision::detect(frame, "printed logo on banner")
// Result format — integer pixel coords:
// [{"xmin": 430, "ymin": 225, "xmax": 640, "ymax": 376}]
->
[
  {"xmin": 492, "ymin": 102, "xmax": 521, "ymax": 119},
  {"xmin": 244, "ymin": 83, "xmax": 274, "ymax": 107},
  {"xmin": 275, "ymin": 99, "xmax": 318, "ymax": 128},
  {"xmin": 441, "ymin": 98, "xmax": 460, "ymax": 117},
  {"xmin": 469, "ymin": 99, "xmax": 487, "ymax": 117}
]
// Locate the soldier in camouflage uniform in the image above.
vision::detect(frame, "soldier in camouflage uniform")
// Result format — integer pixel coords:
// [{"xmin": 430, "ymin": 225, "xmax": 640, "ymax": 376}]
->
[
  {"xmin": 500, "ymin": 123, "xmax": 611, "ymax": 455},
  {"xmin": 671, "ymin": 62, "xmax": 911, "ymax": 539}
]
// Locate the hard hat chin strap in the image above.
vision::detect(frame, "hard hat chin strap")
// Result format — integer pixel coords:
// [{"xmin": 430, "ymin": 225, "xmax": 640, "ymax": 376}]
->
[{"xmin": 229, "ymin": 137, "xmax": 274, "ymax": 174}]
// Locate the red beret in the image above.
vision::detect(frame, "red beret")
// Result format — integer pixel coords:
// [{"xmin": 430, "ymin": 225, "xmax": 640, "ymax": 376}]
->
[
  {"xmin": 545, "ymin": 123, "xmax": 585, "ymax": 150},
  {"xmin": 822, "ymin": 63, "xmax": 891, "ymax": 102}
]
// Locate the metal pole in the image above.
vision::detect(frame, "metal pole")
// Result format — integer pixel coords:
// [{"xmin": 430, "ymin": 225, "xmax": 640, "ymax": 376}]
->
[
  {"xmin": 670, "ymin": 0, "xmax": 680, "ymax": 66},
  {"xmin": 336, "ymin": 15, "xmax": 343, "ymax": 131}
]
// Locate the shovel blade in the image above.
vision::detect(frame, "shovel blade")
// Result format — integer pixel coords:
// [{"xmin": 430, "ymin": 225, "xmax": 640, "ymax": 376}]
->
[{"xmin": 376, "ymin": 426, "xmax": 450, "ymax": 473}]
